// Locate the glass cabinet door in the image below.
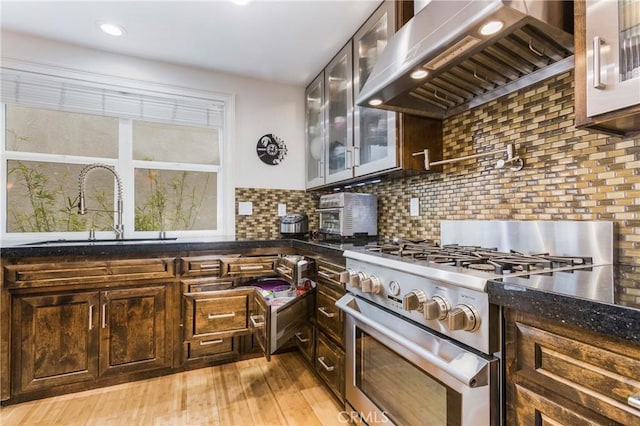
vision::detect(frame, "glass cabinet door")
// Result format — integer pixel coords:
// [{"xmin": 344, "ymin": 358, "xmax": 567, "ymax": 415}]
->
[
  {"xmin": 305, "ymin": 72, "xmax": 325, "ymax": 188},
  {"xmin": 353, "ymin": 1, "xmax": 397, "ymax": 177},
  {"xmin": 586, "ymin": 0, "xmax": 640, "ymax": 116},
  {"xmin": 325, "ymin": 41, "xmax": 354, "ymax": 184}
]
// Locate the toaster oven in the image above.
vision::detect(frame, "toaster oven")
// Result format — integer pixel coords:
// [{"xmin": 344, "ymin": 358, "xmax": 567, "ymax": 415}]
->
[{"xmin": 318, "ymin": 193, "xmax": 377, "ymax": 237}]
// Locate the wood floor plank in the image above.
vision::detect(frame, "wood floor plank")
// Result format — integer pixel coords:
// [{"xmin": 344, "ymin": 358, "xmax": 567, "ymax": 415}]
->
[
  {"xmin": 237, "ymin": 359, "xmax": 288, "ymax": 425},
  {"xmin": 301, "ymin": 385, "xmax": 345, "ymax": 426},
  {"xmin": 0, "ymin": 352, "xmax": 342, "ymax": 426}
]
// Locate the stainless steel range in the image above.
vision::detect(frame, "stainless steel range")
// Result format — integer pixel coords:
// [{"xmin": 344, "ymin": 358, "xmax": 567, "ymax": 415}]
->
[{"xmin": 335, "ymin": 220, "xmax": 613, "ymax": 426}]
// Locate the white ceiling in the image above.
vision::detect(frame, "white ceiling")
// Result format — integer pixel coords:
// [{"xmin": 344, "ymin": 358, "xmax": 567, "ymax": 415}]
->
[{"xmin": 0, "ymin": 0, "xmax": 382, "ymax": 86}]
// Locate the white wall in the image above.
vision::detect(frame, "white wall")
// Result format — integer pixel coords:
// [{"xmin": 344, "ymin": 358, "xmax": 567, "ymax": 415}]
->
[{"xmin": 1, "ymin": 30, "xmax": 306, "ymax": 191}]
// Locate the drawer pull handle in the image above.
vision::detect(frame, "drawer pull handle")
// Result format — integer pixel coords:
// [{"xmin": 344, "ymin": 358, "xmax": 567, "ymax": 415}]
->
[
  {"xmin": 276, "ymin": 266, "xmax": 292, "ymax": 274},
  {"xmin": 200, "ymin": 263, "xmax": 219, "ymax": 270},
  {"xmin": 318, "ymin": 307, "xmax": 335, "ymax": 318},
  {"xmin": 240, "ymin": 265, "xmax": 265, "ymax": 271},
  {"xmin": 317, "ymin": 356, "xmax": 335, "ymax": 372},
  {"xmin": 200, "ymin": 339, "xmax": 224, "ymax": 346},
  {"xmin": 250, "ymin": 315, "xmax": 265, "ymax": 328},
  {"xmin": 208, "ymin": 312, "xmax": 235, "ymax": 320},
  {"xmin": 89, "ymin": 305, "xmax": 94, "ymax": 330},
  {"xmin": 318, "ymin": 270, "xmax": 335, "ymax": 279},
  {"xmin": 295, "ymin": 332, "xmax": 309, "ymax": 343},
  {"xmin": 629, "ymin": 392, "xmax": 640, "ymax": 409},
  {"xmin": 101, "ymin": 303, "xmax": 107, "ymax": 328}
]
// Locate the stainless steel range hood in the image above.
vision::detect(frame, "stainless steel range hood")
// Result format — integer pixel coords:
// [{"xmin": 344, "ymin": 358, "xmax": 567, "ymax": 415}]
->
[{"xmin": 357, "ymin": 0, "xmax": 574, "ymax": 119}]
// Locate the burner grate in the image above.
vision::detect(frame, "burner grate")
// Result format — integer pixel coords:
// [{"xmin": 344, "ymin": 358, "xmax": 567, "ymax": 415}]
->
[{"xmin": 364, "ymin": 239, "xmax": 594, "ymax": 275}]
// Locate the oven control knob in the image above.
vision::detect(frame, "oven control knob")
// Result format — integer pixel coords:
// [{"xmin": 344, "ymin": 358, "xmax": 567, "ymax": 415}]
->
[
  {"xmin": 339, "ymin": 269, "xmax": 356, "ymax": 285},
  {"xmin": 361, "ymin": 275, "xmax": 382, "ymax": 294},
  {"xmin": 351, "ymin": 271, "xmax": 368, "ymax": 288},
  {"xmin": 403, "ymin": 289, "xmax": 428, "ymax": 312},
  {"xmin": 423, "ymin": 296, "xmax": 451, "ymax": 320},
  {"xmin": 448, "ymin": 304, "xmax": 480, "ymax": 332}
]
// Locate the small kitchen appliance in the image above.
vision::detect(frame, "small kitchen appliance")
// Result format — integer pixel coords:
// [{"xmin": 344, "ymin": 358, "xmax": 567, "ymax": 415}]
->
[
  {"xmin": 279, "ymin": 213, "xmax": 308, "ymax": 239},
  {"xmin": 317, "ymin": 193, "xmax": 377, "ymax": 238},
  {"xmin": 335, "ymin": 220, "xmax": 613, "ymax": 425}
]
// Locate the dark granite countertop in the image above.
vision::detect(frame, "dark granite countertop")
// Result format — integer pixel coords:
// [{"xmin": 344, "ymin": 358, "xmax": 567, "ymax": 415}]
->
[
  {"xmin": 0, "ymin": 237, "xmax": 349, "ymax": 260},
  {"xmin": 489, "ymin": 264, "xmax": 640, "ymax": 345}
]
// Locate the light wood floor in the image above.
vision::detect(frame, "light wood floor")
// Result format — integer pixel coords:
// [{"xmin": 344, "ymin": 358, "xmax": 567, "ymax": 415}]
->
[{"xmin": 0, "ymin": 352, "xmax": 343, "ymax": 426}]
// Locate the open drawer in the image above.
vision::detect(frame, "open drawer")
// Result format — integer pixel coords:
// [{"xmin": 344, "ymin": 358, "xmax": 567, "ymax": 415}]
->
[{"xmin": 246, "ymin": 278, "xmax": 315, "ymax": 361}]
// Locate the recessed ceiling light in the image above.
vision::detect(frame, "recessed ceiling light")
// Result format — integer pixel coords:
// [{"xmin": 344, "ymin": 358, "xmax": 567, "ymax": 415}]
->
[
  {"xmin": 98, "ymin": 22, "xmax": 126, "ymax": 36},
  {"xmin": 369, "ymin": 99, "xmax": 383, "ymax": 106},
  {"xmin": 410, "ymin": 69, "xmax": 428, "ymax": 79},
  {"xmin": 479, "ymin": 20, "xmax": 503, "ymax": 36}
]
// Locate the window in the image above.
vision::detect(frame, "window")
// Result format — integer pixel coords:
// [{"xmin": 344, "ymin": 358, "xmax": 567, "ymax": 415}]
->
[{"xmin": 1, "ymin": 70, "xmax": 231, "ymax": 241}]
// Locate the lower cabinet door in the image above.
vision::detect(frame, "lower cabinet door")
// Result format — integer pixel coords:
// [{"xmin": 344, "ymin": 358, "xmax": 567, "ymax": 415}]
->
[
  {"xmin": 315, "ymin": 332, "xmax": 345, "ymax": 400},
  {"xmin": 100, "ymin": 286, "xmax": 170, "ymax": 376},
  {"xmin": 12, "ymin": 292, "xmax": 100, "ymax": 394}
]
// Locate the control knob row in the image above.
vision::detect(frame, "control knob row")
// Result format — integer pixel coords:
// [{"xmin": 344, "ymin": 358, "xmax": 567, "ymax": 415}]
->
[
  {"xmin": 339, "ymin": 269, "xmax": 382, "ymax": 294},
  {"xmin": 402, "ymin": 290, "xmax": 480, "ymax": 332}
]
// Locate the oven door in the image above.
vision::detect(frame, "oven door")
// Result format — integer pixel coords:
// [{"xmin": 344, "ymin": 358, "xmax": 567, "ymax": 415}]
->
[
  {"xmin": 318, "ymin": 208, "xmax": 344, "ymax": 236},
  {"xmin": 336, "ymin": 294, "xmax": 498, "ymax": 426}
]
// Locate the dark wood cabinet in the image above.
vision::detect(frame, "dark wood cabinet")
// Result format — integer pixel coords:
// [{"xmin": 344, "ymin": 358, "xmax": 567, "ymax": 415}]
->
[
  {"xmin": 312, "ymin": 258, "xmax": 347, "ymax": 401},
  {"xmin": 12, "ymin": 283, "xmax": 172, "ymax": 396},
  {"xmin": 505, "ymin": 309, "xmax": 640, "ymax": 425},
  {"xmin": 99, "ymin": 286, "xmax": 170, "ymax": 376},
  {"xmin": 315, "ymin": 332, "xmax": 345, "ymax": 401},
  {"xmin": 12, "ymin": 292, "xmax": 100, "ymax": 394},
  {"xmin": 4, "ymin": 258, "xmax": 176, "ymax": 401}
]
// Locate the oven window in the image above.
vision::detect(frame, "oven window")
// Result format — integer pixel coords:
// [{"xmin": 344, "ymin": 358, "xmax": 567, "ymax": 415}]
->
[{"xmin": 356, "ymin": 328, "xmax": 461, "ymax": 425}]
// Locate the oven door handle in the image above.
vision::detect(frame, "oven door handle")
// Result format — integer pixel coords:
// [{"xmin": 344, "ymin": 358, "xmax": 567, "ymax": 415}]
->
[{"xmin": 336, "ymin": 294, "xmax": 489, "ymax": 388}]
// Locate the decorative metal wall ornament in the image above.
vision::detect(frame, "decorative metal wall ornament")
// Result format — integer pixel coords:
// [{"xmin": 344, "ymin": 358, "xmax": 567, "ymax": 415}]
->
[{"xmin": 256, "ymin": 133, "xmax": 287, "ymax": 165}]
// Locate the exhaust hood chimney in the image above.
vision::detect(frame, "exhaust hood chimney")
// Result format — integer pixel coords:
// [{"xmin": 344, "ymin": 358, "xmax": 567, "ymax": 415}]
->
[{"xmin": 357, "ymin": 0, "xmax": 574, "ymax": 119}]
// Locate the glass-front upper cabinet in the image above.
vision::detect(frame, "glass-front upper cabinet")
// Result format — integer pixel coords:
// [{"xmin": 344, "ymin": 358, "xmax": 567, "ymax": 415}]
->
[
  {"xmin": 586, "ymin": 0, "xmax": 640, "ymax": 117},
  {"xmin": 305, "ymin": 72, "xmax": 325, "ymax": 188},
  {"xmin": 353, "ymin": 1, "xmax": 397, "ymax": 177},
  {"xmin": 325, "ymin": 41, "xmax": 354, "ymax": 185}
]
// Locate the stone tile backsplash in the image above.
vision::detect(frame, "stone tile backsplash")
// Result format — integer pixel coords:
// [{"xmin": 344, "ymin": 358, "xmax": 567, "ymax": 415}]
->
[{"xmin": 236, "ymin": 70, "xmax": 640, "ymax": 304}]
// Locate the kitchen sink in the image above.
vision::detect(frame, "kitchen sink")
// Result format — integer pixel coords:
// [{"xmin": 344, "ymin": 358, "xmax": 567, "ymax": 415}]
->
[{"xmin": 20, "ymin": 237, "xmax": 178, "ymax": 246}]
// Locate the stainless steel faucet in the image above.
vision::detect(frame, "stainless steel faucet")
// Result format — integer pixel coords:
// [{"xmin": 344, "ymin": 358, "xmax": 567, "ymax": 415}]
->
[{"xmin": 78, "ymin": 163, "xmax": 124, "ymax": 240}]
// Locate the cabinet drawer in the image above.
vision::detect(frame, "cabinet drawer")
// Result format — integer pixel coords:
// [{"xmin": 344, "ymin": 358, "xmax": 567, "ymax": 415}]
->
[
  {"xmin": 316, "ymin": 259, "xmax": 346, "ymax": 288},
  {"xmin": 294, "ymin": 323, "xmax": 315, "ymax": 364},
  {"xmin": 221, "ymin": 256, "xmax": 277, "ymax": 278},
  {"xmin": 508, "ymin": 311, "xmax": 640, "ymax": 425},
  {"xmin": 181, "ymin": 255, "xmax": 239, "ymax": 278},
  {"xmin": 316, "ymin": 283, "xmax": 345, "ymax": 345},
  {"xmin": 4, "ymin": 258, "xmax": 176, "ymax": 289},
  {"xmin": 187, "ymin": 336, "xmax": 236, "ymax": 359},
  {"xmin": 316, "ymin": 332, "xmax": 344, "ymax": 400},
  {"xmin": 182, "ymin": 277, "xmax": 234, "ymax": 293},
  {"xmin": 184, "ymin": 292, "xmax": 250, "ymax": 339}
]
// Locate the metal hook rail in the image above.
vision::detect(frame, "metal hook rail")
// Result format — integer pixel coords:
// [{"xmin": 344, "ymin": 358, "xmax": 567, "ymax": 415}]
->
[{"xmin": 412, "ymin": 143, "xmax": 524, "ymax": 171}]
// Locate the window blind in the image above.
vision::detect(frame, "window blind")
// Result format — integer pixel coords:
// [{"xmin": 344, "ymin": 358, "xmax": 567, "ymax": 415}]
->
[{"xmin": 1, "ymin": 69, "xmax": 224, "ymax": 128}]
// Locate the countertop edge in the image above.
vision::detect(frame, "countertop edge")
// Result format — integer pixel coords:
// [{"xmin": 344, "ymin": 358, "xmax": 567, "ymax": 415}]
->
[{"xmin": 488, "ymin": 280, "xmax": 640, "ymax": 345}]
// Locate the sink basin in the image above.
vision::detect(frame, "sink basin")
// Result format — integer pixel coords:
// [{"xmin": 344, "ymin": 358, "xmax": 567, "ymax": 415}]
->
[{"xmin": 20, "ymin": 237, "xmax": 178, "ymax": 246}]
